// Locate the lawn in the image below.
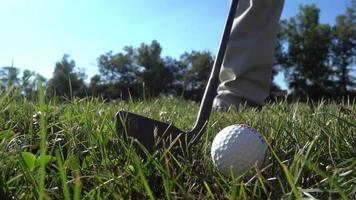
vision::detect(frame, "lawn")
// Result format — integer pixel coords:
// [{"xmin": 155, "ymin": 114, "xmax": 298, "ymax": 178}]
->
[{"xmin": 0, "ymin": 90, "xmax": 355, "ymax": 199}]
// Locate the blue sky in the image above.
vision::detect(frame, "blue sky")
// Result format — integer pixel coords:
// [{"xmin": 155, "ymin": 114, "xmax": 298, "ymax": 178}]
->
[{"xmin": 0, "ymin": 0, "xmax": 351, "ymax": 88}]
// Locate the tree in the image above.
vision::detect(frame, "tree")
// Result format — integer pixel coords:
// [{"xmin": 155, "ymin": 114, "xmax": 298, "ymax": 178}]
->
[
  {"xmin": 270, "ymin": 20, "xmax": 289, "ymax": 98},
  {"xmin": 94, "ymin": 41, "xmax": 172, "ymax": 99},
  {"xmin": 88, "ymin": 74, "xmax": 102, "ymax": 95},
  {"xmin": 0, "ymin": 66, "xmax": 20, "ymax": 90},
  {"xmin": 21, "ymin": 70, "xmax": 35, "ymax": 98},
  {"xmin": 136, "ymin": 40, "xmax": 175, "ymax": 97},
  {"xmin": 162, "ymin": 56, "xmax": 186, "ymax": 96},
  {"xmin": 20, "ymin": 70, "xmax": 47, "ymax": 99},
  {"xmin": 282, "ymin": 5, "xmax": 333, "ymax": 100},
  {"xmin": 179, "ymin": 50, "xmax": 214, "ymax": 101},
  {"xmin": 47, "ymin": 54, "xmax": 87, "ymax": 99},
  {"xmin": 94, "ymin": 46, "xmax": 141, "ymax": 99},
  {"xmin": 331, "ymin": 0, "xmax": 356, "ymax": 96},
  {"xmin": 97, "ymin": 47, "xmax": 139, "ymax": 85}
]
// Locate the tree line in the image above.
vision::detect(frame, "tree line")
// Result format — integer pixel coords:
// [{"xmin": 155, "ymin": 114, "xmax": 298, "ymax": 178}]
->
[{"xmin": 0, "ymin": 3, "xmax": 355, "ymax": 102}]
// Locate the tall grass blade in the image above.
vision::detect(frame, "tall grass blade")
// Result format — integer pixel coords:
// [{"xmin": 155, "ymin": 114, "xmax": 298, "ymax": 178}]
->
[
  {"xmin": 55, "ymin": 151, "xmax": 71, "ymax": 200},
  {"xmin": 74, "ymin": 175, "xmax": 82, "ymax": 200},
  {"xmin": 269, "ymin": 144, "xmax": 302, "ymax": 199},
  {"xmin": 304, "ymin": 159, "xmax": 348, "ymax": 199},
  {"xmin": 37, "ymin": 80, "xmax": 47, "ymax": 200},
  {"xmin": 132, "ymin": 151, "xmax": 155, "ymax": 200}
]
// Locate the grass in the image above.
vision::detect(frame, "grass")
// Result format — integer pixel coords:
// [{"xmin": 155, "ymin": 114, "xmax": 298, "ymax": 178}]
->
[{"xmin": 0, "ymin": 89, "xmax": 355, "ymax": 199}]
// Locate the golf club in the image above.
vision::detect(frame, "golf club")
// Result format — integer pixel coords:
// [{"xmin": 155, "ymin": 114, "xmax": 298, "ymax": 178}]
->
[{"xmin": 116, "ymin": 0, "xmax": 239, "ymax": 155}]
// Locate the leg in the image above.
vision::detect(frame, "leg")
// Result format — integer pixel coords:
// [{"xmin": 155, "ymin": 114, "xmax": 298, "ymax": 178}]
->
[{"xmin": 214, "ymin": 0, "xmax": 285, "ymax": 108}]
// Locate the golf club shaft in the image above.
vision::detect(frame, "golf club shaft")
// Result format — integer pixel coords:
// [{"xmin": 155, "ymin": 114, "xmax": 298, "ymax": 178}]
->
[{"xmin": 189, "ymin": 0, "xmax": 239, "ymax": 138}]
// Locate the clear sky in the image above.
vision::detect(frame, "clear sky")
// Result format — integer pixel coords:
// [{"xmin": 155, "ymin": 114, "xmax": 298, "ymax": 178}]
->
[{"xmin": 0, "ymin": 0, "xmax": 351, "ymax": 88}]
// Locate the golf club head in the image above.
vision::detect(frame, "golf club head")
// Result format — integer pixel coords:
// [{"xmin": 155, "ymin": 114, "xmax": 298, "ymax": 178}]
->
[
  {"xmin": 116, "ymin": 111, "xmax": 188, "ymax": 156},
  {"xmin": 115, "ymin": 0, "xmax": 238, "ymax": 157}
]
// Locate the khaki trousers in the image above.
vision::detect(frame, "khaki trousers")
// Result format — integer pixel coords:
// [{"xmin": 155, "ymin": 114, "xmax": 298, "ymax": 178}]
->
[{"xmin": 215, "ymin": 0, "xmax": 284, "ymax": 106}]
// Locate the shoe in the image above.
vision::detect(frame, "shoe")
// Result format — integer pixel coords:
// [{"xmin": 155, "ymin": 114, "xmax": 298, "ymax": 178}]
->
[{"xmin": 213, "ymin": 94, "xmax": 262, "ymax": 111}]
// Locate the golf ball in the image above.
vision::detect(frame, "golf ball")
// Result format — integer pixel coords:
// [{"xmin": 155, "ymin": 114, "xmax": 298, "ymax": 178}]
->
[{"xmin": 211, "ymin": 124, "xmax": 267, "ymax": 176}]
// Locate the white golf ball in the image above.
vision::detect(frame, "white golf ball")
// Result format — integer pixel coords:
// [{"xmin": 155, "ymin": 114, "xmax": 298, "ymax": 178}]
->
[{"xmin": 211, "ymin": 124, "xmax": 267, "ymax": 176}]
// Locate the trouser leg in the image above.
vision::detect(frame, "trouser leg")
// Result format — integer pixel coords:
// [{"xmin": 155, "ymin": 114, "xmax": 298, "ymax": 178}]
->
[{"xmin": 214, "ymin": 0, "xmax": 285, "ymax": 107}]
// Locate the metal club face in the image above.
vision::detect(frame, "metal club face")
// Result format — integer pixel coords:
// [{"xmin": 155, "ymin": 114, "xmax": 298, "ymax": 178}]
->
[{"xmin": 116, "ymin": 111, "xmax": 187, "ymax": 153}]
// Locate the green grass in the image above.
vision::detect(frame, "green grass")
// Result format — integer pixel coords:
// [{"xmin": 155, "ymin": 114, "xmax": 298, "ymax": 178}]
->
[{"xmin": 0, "ymin": 89, "xmax": 355, "ymax": 199}]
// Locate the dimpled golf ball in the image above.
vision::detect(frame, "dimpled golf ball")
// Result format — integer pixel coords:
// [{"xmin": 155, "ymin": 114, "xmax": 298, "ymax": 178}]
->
[{"xmin": 211, "ymin": 124, "xmax": 267, "ymax": 176}]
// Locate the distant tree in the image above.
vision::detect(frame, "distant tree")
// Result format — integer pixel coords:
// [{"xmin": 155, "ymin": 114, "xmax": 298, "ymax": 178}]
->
[
  {"xmin": 136, "ymin": 40, "xmax": 175, "ymax": 97},
  {"xmin": 0, "ymin": 66, "xmax": 20, "ymax": 90},
  {"xmin": 179, "ymin": 50, "xmax": 214, "ymax": 101},
  {"xmin": 270, "ymin": 20, "xmax": 289, "ymax": 98},
  {"xmin": 88, "ymin": 74, "xmax": 102, "ymax": 95},
  {"xmin": 331, "ymin": 0, "xmax": 356, "ymax": 96},
  {"xmin": 282, "ymin": 4, "xmax": 333, "ymax": 100},
  {"xmin": 162, "ymin": 56, "xmax": 185, "ymax": 96},
  {"xmin": 0, "ymin": 68, "xmax": 7, "ymax": 90},
  {"xmin": 88, "ymin": 74, "xmax": 122, "ymax": 99},
  {"xmin": 94, "ymin": 46, "xmax": 141, "ymax": 99},
  {"xmin": 21, "ymin": 70, "xmax": 35, "ymax": 97},
  {"xmin": 0, "ymin": 83, "xmax": 3, "ymax": 95},
  {"xmin": 97, "ymin": 47, "xmax": 139, "ymax": 85},
  {"xmin": 34, "ymin": 74, "xmax": 47, "ymax": 90},
  {"xmin": 93, "ymin": 40, "xmax": 190, "ymax": 99},
  {"xmin": 47, "ymin": 54, "xmax": 87, "ymax": 99},
  {"xmin": 20, "ymin": 70, "xmax": 47, "ymax": 99}
]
